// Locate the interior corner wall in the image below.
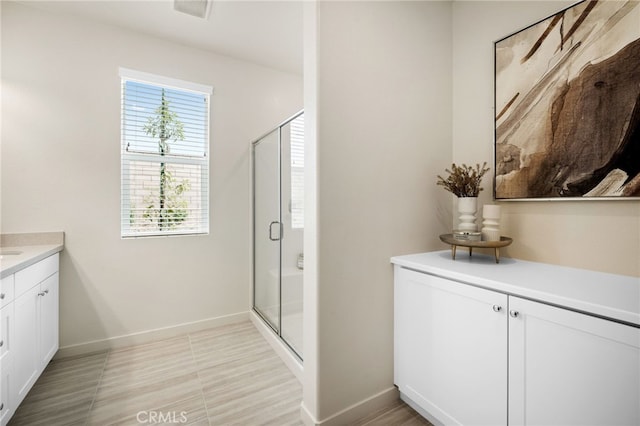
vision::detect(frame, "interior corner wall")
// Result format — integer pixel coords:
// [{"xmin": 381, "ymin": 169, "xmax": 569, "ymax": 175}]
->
[
  {"xmin": 452, "ymin": 1, "xmax": 640, "ymax": 277},
  {"xmin": 1, "ymin": 2, "xmax": 302, "ymax": 348},
  {"xmin": 307, "ymin": 1, "xmax": 453, "ymax": 422}
]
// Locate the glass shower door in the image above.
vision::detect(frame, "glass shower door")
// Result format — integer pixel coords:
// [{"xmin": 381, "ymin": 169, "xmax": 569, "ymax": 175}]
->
[
  {"xmin": 252, "ymin": 111, "xmax": 304, "ymax": 361},
  {"xmin": 279, "ymin": 116, "xmax": 304, "ymax": 357},
  {"xmin": 253, "ymin": 129, "xmax": 281, "ymax": 332}
]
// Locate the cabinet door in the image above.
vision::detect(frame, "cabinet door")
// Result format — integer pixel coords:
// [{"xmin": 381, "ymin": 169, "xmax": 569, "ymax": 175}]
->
[
  {"xmin": 509, "ymin": 296, "xmax": 640, "ymax": 425},
  {"xmin": 394, "ymin": 267, "xmax": 508, "ymax": 425},
  {"xmin": 38, "ymin": 273, "xmax": 59, "ymax": 366},
  {"xmin": 0, "ymin": 354, "xmax": 12, "ymax": 426},
  {"xmin": 12, "ymin": 285, "xmax": 39, "ymax": 407},
  {"xmin": 0, "ymin": 303, "xmax": 13, "ymax": 426}
]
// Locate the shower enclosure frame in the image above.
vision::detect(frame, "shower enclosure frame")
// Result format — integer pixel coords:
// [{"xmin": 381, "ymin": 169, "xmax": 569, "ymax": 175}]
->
[{"xmin": 251, "ymin": 110, "xmax": 304, "ymax": 362}]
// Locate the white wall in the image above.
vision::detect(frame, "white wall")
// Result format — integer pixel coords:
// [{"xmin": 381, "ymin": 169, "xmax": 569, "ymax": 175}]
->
[
  {"xmin": 1, "ymin": 2, "xmax": 302, "ymax": 348},
  {"xmin": 303, "ymin": 1, "xmax": 453, "ymax": 423},
  {"xmin": 452, "ymin": 1, "xmax": 640, "ymax": 277}
]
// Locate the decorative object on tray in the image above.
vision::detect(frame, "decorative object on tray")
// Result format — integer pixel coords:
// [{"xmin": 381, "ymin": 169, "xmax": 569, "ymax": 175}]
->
[
  {"xmin": 494, "ymin": 0, "xmax": 640, "ymax": 199},
  {"xmin": 481, "ymin": 204, "xmax": 501, "ymax": 241},
  {"xmin": 439, "ymin": 233, "xmax": 513, "ymax": 263},
  {"xmin": 437, "ymin": 162, "xmax": 491, "ymax": 232},
  {"xmin": 457, "ymin": 197, "xmax": 478, "ymax": 231}
]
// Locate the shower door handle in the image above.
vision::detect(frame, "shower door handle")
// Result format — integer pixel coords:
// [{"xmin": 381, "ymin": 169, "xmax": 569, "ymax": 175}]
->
[{"xmin": 269, "ymin": 221, "xmax": 282, "ymax": 241}]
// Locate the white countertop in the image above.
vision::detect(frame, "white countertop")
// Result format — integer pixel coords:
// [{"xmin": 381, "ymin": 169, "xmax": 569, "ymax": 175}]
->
[
  {"xmin": 0, "ymin": 244, "xmax": 64, "ymax": 278},
  {"xmin": 391, "ymin": 251, "xmax": 640, "ymax": 327},
  {"xmin": 0, "ymin": 232, "xmax": 64, "ymax": 278}
]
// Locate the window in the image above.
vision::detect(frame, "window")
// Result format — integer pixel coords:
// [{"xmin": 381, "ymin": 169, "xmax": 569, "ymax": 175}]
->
[
  {"xmin": 120, "ymin": 68, "xmax": 212, "ymax": 237},
  {"xmin": 290, "ymin": 114, "xmax": 304, "ymax": 229}
]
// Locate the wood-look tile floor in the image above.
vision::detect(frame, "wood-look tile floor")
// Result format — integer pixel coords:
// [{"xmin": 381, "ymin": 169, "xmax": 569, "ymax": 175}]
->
[{"xmin": 9, "ymin": 320, "xmax": 430, "ymax": 426}]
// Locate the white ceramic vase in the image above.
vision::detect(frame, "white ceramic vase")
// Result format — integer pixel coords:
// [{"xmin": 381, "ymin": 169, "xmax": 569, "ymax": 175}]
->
[
  {"xmin": 457, "ymin": 197, "xmax": 478, "ymax": 231},
  {"xmin": 481, "ymin": 204, "xmax": 501, "ymax": 241}
]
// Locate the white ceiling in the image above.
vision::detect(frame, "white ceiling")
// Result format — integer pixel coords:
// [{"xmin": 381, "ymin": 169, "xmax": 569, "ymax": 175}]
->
[{"xmin": 17, "ymin": 0, "xmax": 303, "ymax": 75}]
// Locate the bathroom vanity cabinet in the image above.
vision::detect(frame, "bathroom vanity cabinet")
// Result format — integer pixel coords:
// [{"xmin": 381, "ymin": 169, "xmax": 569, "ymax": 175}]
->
[
  {"xmin": 392, "ymin": 251, "xmax": 640, "ymax": 426},
  {"xmin": 0, "ymin": 275, "xmax": 14, "ymax": 426},
  {"xmin": 1, "ymin": 252, "xmax": 59, "ymax": 425}
]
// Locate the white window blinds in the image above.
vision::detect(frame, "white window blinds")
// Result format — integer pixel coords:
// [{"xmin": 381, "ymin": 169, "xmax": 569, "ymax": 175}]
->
[
  {"xmin": 290, "ymin": 114, "xmax": 304, "ymax": 229},
  {"xmin": 120, "ymin": 68, "xmax": 212, "ymax": 237}
]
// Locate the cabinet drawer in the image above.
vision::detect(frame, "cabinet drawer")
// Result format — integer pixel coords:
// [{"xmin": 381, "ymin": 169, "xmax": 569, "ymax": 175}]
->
[
  {"xmin": 14, "ymin": 254, "xmax": 59, "ymax": 298},
  {"xmin": 0, "ymin": 276, "xmax": 13, "ymax": 309}
]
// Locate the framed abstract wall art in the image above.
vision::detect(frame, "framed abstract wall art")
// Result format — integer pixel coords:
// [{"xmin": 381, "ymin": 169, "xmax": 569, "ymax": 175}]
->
[{"xmin": 494, "ymin": 0, "xmax": 640, "ymax": 200}]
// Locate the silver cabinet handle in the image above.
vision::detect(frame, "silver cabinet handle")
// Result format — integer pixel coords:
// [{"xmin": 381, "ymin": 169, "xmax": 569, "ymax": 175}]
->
[
  {"xmin": 509, "ymin": 310, "xmax": 519, "ymax": 318},
  {"xmin": 38, "ymin": 290, "xmax": 48, "ymax": 296},
  {"xmin": 492, "ymin": 305, "xmax": 502, "ymax": 312}
]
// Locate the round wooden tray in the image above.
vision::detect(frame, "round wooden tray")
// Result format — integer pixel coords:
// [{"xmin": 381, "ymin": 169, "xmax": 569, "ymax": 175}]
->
[{"xmin": 439, "ymin": 234, "xmax": 513, "ymax": 263}]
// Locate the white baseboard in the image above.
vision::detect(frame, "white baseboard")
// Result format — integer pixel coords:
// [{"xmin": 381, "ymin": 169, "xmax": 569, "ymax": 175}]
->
[
  {"xmin": 300, "ymin": 403, "xmax": 317, "ymax": 426},
  {"xmin": 300, "ymin": 386, "xmax": 399, "ymax": 426},
  {"xmin": 250, "ymin": 310, "xmax": 303, "ymax": 382},
  {"xmin": 399, "ymin": 392, "xmax": 443, "ymax": 426},
  {"xmin": 55, "ymin": 311, "xmax": 249, "ymax": 359}
]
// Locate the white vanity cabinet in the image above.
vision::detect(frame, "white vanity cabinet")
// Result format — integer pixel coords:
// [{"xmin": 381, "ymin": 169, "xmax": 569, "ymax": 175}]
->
[
  {"xmin": 0, "ymin": 276, "xmax": 15, "ymax": 425},
  {"xmin": 392, "ymin": 252, "xmax": 640, "ymax": 426},
  {"xmin": 13, "ymin": 253, "xmax": 59, "ymax": 409},
  {"xmin": 0, "ymin": 252, "xmax": 59, "ymax": 425}
]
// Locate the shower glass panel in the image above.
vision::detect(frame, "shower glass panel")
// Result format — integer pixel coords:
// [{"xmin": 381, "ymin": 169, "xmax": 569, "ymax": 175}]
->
[
  {"xmin": 280, "ymin": 115, "xmax": 304, "ymax": 356},
  {"xmin": 252, "ymin": 111, "xmax": 304, "ymax": 360},
  {"xmin": 253, "ymin": 129, "xmax": 281, "ymax": 331}
]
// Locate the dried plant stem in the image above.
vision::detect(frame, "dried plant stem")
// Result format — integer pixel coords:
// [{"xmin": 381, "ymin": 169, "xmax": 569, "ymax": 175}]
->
[{"xmin": 436, "ymin": 162, "xmax": 490, "ymax": 197}]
